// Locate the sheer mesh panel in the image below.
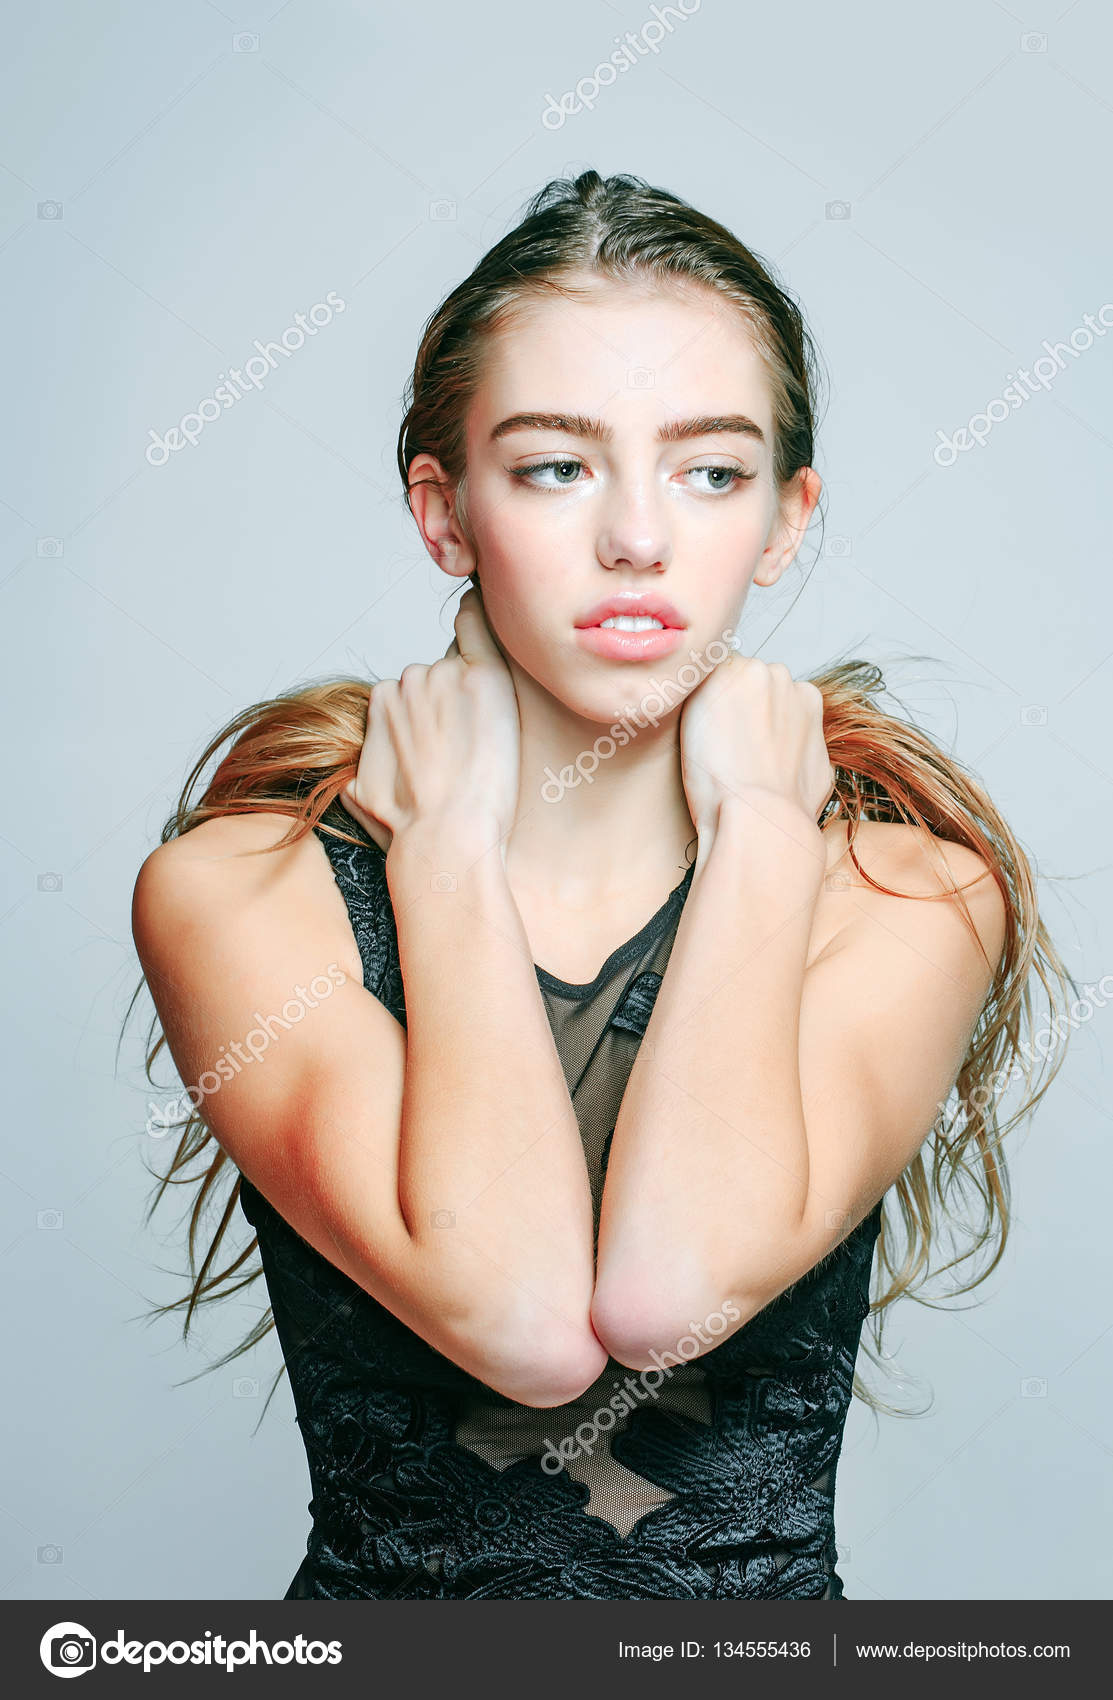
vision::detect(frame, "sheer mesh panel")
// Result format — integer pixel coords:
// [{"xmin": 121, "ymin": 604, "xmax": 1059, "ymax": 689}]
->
[{"xmin": 454, "ymin": 1358, "xmax": 712, "ymax": 1538}]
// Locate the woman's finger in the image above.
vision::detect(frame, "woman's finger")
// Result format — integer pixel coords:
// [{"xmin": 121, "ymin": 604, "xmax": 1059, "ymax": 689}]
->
[
  {"xmin": 339, "ymin": 778, "xmax": 392, "ymax": 853},
  {"xmin": 453, "ymin": 586, "xmax": 503, "ymax": 665}
]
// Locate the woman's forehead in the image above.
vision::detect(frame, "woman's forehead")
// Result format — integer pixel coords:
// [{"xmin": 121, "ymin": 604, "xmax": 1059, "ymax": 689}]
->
[{"xmin": 475, "ymin": 285, "xmax": 771, "ymax": 430}]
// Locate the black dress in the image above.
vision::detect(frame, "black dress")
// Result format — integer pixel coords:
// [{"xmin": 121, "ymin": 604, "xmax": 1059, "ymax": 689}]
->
[{"xmin": 237, "ymin": 816, "xmax": 883, "ymax": 1600}]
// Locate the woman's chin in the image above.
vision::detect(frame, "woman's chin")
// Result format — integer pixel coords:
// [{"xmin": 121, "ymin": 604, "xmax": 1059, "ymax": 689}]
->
[
  {"xmin": 511, "ymin": 645, "xmax": 688, "ymax": 730},
  {"xmin": 546, "ymin": 681, "xmax": 682, "ymax": 735}
]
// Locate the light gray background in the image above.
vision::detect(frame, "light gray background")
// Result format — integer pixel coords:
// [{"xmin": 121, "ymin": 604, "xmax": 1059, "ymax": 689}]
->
[{"xmin": 2, "ymin": 0, "xmax": 1109, "ymax": 1601}]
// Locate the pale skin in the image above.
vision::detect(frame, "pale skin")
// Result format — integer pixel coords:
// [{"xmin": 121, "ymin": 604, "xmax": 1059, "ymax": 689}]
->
[{"xmin": 132, "ymin": 273, "xmax": 1007, "ymax": 1399}]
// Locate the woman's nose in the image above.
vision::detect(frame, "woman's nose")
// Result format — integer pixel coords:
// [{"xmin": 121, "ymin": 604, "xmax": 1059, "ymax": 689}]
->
[{"xmin": 597, "ymin": 483, "xmax": 672, "ymax": 572}]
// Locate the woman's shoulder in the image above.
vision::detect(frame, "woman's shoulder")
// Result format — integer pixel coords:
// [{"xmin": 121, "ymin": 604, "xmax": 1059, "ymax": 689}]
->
[
  {"xmin": 824, "ymin": 816, "xmax": 995, "ymax": 891},
  {"xmin": 132, "ymin": 811, "xmax": 371, "ymax": 983},
  {"xmin": 139, "ymin": 807, "xmax": 381, "ymax": 870},
  {"xmin": 821, "ymin": 816, "xmax": 1006, "ymax": 964},
  {"xmin": 135, "ymin": 811, "xmax": 330, "ymax": 897},
  {"xmin": 143, "ymin": 809, "xmax": 307, "ymax": 859}
]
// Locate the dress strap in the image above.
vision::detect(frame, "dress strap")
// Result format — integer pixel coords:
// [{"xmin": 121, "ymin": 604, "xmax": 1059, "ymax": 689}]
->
[{"xmin": 311, "ymin": 822, "xmax": 407, "ymax": 1027}]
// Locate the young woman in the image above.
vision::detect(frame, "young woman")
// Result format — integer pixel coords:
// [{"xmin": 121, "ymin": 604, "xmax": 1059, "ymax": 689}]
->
[{"xmin": 129, "ymin": 170, "xmax": 1073, "ymax": 1601}]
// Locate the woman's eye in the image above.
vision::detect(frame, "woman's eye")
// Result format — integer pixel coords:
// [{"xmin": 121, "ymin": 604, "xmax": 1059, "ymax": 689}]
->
[
  {"xmin": 509, "ymin": 459, "xmax": 755, "ymax": 492},
  {"xmin": 512, "ymin": 458, "xmax": 585, "ymax": 487},
  {"xmin": 684, "ymin": 464, "xmax": 753, "ymax": 493}
]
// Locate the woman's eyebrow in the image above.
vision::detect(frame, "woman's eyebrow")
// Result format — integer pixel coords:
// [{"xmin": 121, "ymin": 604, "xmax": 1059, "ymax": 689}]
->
[{"xmin": 490, "ymin": 411, "xmax": 766, "ymax": 446}]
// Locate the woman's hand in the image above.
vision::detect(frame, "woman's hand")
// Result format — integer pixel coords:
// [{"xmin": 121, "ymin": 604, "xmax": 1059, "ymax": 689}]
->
[
  {"xmin": 679, "ymin": 653, "xmax": 835, "ymax": 840},
  {"xmin": 340, "ymin": 586, "xmax": 521, "ymax": 860}
]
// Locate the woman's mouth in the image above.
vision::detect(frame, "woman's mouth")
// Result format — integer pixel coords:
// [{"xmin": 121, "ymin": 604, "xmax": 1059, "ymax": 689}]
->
[
  {"xmin": 574, "ymin": 599, "xmax": 687, "ymax": 661},
  {"xmin": 574, "ymin": 620, "xmax": 686, "ymax": 661}
]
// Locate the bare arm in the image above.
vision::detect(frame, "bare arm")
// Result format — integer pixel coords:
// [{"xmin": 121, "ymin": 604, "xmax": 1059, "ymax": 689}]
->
[
  {"xmin": 590, "ymin": 794, "xmax": 1005, "ymax": 1367},
  {"xmin": 383, "ymin": 812, "xmax": 606, "ymax": 1381},
  {"xmin": 133, "ymin": 809, "xmax": 606, "ymax": 1406}
]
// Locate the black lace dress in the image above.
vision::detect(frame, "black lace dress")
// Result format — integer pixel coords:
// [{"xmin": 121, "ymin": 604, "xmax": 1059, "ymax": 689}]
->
[{"xmin": 237, "ymin": 816, "xmax": 883, "ymax": 1600}]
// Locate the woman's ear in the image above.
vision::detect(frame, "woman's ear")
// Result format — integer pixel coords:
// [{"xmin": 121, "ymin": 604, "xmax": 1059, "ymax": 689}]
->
[
  {"xmin": 753, "ymin": 466, "xmax": 821, "ymax": 587},
  {"xmin": 406, "ymin": 452, "xmax": 477, "ymax": 579}
]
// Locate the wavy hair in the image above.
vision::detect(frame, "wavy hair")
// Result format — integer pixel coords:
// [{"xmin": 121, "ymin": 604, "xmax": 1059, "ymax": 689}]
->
[{"xmin": 125, "ymin": 171, "xmax": 1077, "ymax": 1423}]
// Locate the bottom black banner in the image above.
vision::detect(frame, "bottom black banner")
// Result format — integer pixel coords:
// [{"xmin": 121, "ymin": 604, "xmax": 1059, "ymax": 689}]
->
[{"xmin": 8, "ymin": 1598, "xmax": 1102, "ymax": 1695}]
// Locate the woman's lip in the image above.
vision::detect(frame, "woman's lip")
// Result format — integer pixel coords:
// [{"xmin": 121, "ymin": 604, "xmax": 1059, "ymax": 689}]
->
[
  {"xmin": 575, "ymin": 599, "xmax": 686, "ymax": 628},
  {"xmin": 574, "ymin": 624, "xmax": 686, "ymax": 661}
]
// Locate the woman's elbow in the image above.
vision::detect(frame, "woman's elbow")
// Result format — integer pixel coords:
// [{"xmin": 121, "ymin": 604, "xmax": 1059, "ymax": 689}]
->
[
  {"xmin": 456, "ymin": 1314, "xmax": 609, "ymax": 1408},
  {"xmin": 590, "ymin": 1278, "xmax": 753, "ymax": 1372},
  {"xmin": 588, "ymin": 1285, "xmax": 669, "ymax": 1371}
]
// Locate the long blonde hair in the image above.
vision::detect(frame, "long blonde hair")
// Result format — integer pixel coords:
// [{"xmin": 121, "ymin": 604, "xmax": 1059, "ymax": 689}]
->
[{"xmin": 126, "ymin": 171, "xmax": 1077, "ymax": 1422}]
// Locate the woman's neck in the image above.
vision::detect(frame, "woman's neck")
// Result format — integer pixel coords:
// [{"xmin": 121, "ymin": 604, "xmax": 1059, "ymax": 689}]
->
[{"xmin": 504, "ymin": 692, "xmax": 697, "ymax": 904}]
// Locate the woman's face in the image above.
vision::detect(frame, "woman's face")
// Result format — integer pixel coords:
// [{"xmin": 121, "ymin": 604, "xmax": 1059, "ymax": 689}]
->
[{"xmin": 430, "ymin": 275, "xmax": 815, "ymax": 724}]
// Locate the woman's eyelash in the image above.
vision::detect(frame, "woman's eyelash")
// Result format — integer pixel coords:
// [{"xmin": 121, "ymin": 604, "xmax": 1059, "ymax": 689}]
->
[
  {"xmin": 508, "ymin": 458, "xmax": 583, "ymax": 484},
  {"xmin": 686, "ymin": 462, "xmax": 758, "ymax": 488},
  {"xmin": 508, "ymin": 458, "xmax": 758, "ymax": 489}
]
